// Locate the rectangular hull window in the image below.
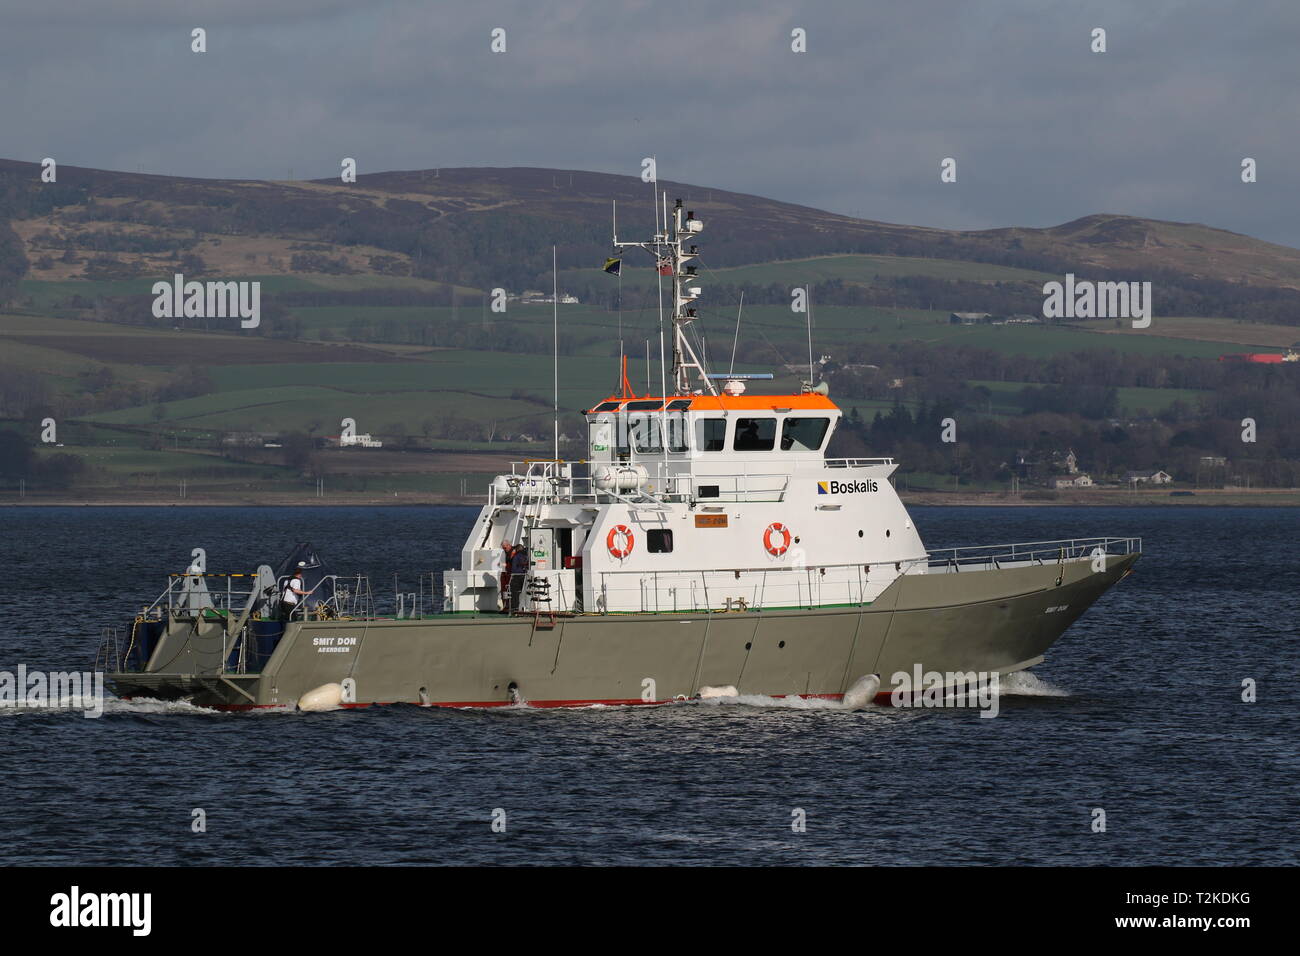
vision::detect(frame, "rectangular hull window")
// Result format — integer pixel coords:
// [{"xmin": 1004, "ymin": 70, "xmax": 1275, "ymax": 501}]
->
[{"xmin": 647, "ymin": 529, "xmax": 674, "ymax": 553}]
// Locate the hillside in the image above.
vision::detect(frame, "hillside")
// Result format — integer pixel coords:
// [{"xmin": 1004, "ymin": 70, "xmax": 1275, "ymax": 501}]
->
[
  {"xmin": 1, "ymin": 159, "xmax": 1298, "ymax": 501},
  {"xmin": 5, "ymin": 159, "xmax": 1300, "ymax": 299},
  {"xmin": 979, "ymin": 214, "xmax": 1300, "ymax": 289}
]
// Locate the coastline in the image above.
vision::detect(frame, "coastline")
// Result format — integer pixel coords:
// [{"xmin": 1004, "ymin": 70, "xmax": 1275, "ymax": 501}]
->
[{"xmin": 4, "ymin": 488, "xmax": 1299, "ymax": 507}]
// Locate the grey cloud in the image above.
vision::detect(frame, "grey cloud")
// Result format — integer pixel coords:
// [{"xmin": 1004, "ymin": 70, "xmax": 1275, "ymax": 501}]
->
[{"xmin": 2, "ymin": 0, "xmax": 1297, "ymax": 245}]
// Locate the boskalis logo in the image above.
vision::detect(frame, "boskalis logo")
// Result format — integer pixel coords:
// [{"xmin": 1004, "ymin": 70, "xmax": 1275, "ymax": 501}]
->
[{"xmin": 817, "ymin": 479, "xmax": 878, "ymax": 495}]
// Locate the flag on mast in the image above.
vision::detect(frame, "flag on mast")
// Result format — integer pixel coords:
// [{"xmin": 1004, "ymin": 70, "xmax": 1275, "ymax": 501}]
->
[{"xmin": 603, "ymin": 257, "xmax": 621, "ymax": 276}]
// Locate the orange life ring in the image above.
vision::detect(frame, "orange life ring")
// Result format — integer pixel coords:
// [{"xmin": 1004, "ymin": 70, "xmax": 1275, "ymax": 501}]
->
[
  {"xmin": 764, "ymin": 522, "xmax": 792, "ymax": 557},
  {"xmin": 607, "ymin": 524, "xmax": 635, "ymax": 559}
]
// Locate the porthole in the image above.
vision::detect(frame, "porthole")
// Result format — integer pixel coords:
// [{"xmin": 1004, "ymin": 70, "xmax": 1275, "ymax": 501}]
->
[
  {"xmin": 778, "ymin": 640, "xmax": 786, "ymax": 649},
  {"xmin": 744, "ymin": 642, "xmax": 752, "ymax": 650},
  {"xmin": 858, "ymin": 530, "xmax": 864, "ymax": 538},
  {"xmin": 885, "ymin": 529, "xmax": 891, "ymax": 538}
]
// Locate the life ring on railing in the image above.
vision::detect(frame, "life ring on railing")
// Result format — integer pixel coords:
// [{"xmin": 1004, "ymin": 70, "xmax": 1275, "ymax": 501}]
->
[
  {"xmin": 764, "ymin": 522, "xmax": 792, "ymax": 557},
  {"xmin": 607, "ymin": 524, "xmax": 635, "ymax": 559}
]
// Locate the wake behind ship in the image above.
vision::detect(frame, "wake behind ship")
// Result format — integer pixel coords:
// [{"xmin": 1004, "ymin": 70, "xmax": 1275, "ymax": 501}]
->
[{"xmin": 101, "ymin": 197, "xmax": 1140, "ymax": 710}]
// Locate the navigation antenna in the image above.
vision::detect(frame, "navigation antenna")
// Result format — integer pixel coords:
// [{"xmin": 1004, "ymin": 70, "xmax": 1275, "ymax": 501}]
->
[
  {"xmin": 612, "ymin": 192, "xmax": 717, "ymax": 396},
  {"xmin": 729, "ymin": 291, "xmax": 744, "ymax": 377},
  {"xmin": 806, "ymin": 283, "xmax": 815, "ymax": 388},
  {"xmin": 552, "ymin": 245, "xmax": 559, "ymax": 461},
  {"xmin": 613, "ymin": 200, "xmax": 623, "ymax": 394}
]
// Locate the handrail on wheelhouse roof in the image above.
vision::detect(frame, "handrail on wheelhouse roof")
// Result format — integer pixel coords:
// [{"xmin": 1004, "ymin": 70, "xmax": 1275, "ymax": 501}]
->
[{"xmin": 584, "ymin": 393, "xmax": 840, "ymax": 413}]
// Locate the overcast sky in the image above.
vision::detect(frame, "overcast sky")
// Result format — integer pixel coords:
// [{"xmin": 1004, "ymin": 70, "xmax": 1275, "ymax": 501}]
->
[{"xmin": 5, "ymin": 0, "xmax": 1299, "ymax": 246}]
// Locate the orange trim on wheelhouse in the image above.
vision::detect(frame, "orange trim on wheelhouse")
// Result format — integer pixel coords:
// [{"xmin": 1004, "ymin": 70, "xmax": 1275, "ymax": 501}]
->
[{"xmin": 585, "ymin": 393, "xmax": 839, "ymax": 413}]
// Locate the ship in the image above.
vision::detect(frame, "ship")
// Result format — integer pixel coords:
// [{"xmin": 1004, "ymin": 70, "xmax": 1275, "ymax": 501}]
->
[{"xmin": 101, "ymin": 196, "xmax": 1141, "ymax": 710}]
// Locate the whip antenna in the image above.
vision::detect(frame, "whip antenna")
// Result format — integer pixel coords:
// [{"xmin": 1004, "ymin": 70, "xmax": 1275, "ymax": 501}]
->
[
  {"xmin": 806, "ymin": 284, "xmax": 815, "ymax": 387},
  {"xmin": 552, "ymin": 245, "xmax": 559, "ymax": 461},
  {"xmin": 729, "ymin": 291, "xmax": 744, "ymax": 377}
]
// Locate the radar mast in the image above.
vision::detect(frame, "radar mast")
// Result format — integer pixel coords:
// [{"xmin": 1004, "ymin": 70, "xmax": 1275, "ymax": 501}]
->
[{"xmin": 613, "ymin": 197, "xmax": 716, "ymax": 395}]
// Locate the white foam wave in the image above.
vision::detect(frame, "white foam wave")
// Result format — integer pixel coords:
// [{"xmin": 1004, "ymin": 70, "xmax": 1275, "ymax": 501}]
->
[
  {"xmin": 1, "ymin": 692, "xmax": 307, "ymax": 717},
  {"xmin": 104, "ymin": 696, "xmax": 294, "ymax": 716},
  {"xmin": 101, "ymin": 696, "xmax": 226, "ymax": 715},
  {"xmin": 996, "ymin": 671, "xmax": 1070, "ymax": 697},
  {"xmin": 688, "ymin": 692, "xmax": 852, "ymax": 711}
]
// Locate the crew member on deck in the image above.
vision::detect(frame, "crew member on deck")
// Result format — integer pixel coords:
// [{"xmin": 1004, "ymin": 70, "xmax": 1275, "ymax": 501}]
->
[
  {"xmin": 499, "ymin": 540, "xmax": 515, "ymax": 613},
  {"xmin": 279, "ymin": 566, "xmax": 308, "ymax": 620},
  {"xmin": 508, "ymin": 544, "xmax": 530, "ymax": 612}
]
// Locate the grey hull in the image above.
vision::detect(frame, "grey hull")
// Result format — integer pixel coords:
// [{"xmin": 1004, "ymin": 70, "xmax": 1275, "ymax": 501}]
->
[{"xmin": 110, "ymin": 553, "xmax": 1137, "ymax": 709}]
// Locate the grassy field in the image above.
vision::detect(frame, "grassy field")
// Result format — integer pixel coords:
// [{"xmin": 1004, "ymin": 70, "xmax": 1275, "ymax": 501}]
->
[
  {"xmin": 4, "ymin": 265, "xmax": 1295, "ymax": 497},
  {"xmin": 967, "ymin": 380, "xmax": 1207, "ymax": 416},
  {"xmin": 1088, "ymin": 316, "xmax": 1300, "ymax": 350},
  {"xmin": 0, "ymin": 311, "xmax": 407, "ymax": 367},
  {"xmin": 562, "ymin": 254, "xmax": 1058, "ymax": 291},
  {"xmin": 703, "ymin": 254, "xmax": 1059, "ymax": 284},
  {"xmin": 20, "ymin": 442, "xmax": 494, "ymax": 500},
  {"xmin": 16, "ymin": 273, "xmax": 476, "ymax": 310},
  {"xmin": 682, "ymin": 303, "xmax": 1239, "ymax": 359},
  {"xmin": 212, "ymin": 349, "xmax": 623, "ymax": 401},
  {"xmin": 0, "ymin": 290, "xmax": 1265, "ymax": 449},
  {"xmin": 81, "ymin": 350, "xmax": 625, "ymax": 434},
  {"xmin": 439, "ymin": 300, "xmax": 1246, "ymax": 364}
]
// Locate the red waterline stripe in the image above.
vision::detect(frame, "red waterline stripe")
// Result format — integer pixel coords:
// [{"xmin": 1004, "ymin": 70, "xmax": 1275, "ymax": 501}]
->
[{"xmin": 202, "ymin": 691, "xmax": 883, "ymax": 712}]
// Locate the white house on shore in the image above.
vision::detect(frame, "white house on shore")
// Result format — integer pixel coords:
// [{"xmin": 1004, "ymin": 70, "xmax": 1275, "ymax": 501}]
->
[
  {"xmin": 1124, "ymin": 470, "xmax": 1173, "ymax": 485},
  {"xmin": 1049, "ymin": 473, "xmax": 1094, "ymax": 489}
]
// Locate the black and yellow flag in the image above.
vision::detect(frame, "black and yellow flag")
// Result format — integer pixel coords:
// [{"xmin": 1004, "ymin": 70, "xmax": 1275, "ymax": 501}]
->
[{"xmin": 603, "ymin": 257, "xmax": 621, "ymax": 276}]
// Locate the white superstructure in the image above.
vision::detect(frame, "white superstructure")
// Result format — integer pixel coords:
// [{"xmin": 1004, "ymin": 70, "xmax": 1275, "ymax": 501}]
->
[
  {"xmin": 444, "ymin": 193, "xmax": 932, "ymax": 616},
  {"xmin": 444, "ymin": 396, "xmax": 929, "ymax": 614}
]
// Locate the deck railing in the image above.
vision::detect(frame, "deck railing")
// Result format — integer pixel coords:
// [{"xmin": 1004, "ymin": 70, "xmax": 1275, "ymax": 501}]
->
[
  {"xmin": 160, "ymin": 572, "xmax": 260, "ymax": 618},
  {"xmin": 275, "ymin": 574, "xmax": 375, "ymax": 621},
  {"xmin": 490, "ymin": 456, "xmax": 895, "ymax": 507},
  {"xmin": 924, "ymin": 536, "xmax": 1142, "ymax": 570},
  {"xmin": 593, "ymin": 536, "xmax": 1142, "ymax": 612},
  {"xmin": 137, "ymin": 572, "xmax": 376, "ymax": 623},
  {"xmin": 824, "ymin": 457, "xmax": 895, "ymax": 468}
]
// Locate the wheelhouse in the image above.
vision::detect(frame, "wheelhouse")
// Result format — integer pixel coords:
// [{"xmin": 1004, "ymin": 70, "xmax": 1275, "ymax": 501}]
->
[{"xmin": 584, "ymin": 392, "xmax": 840, "ymax": 466}]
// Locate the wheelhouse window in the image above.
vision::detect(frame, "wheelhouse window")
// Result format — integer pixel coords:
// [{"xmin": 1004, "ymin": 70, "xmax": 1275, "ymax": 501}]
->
[
  {"xmin": 733, "ymin": 417, "xmax": 776, "ymax": 451},
  {"xmin": 629, "ymin": 413, "xmax": 663, "ymax": 454},
  {"xmin": 665, "ymin": 412, "xmax": 689, "ymax": 453},
  {"xmin": 647, "ymin": 529, "xmax": 674, "ymax": 553},
  {"xmin": 625, "ymin": 400, "xmax": 663, "ymax": 411},
  {"xmin": 593, "ymin": 401, "xmax": 621, "ymax": 412},
  {"xmin": 629, "ymin": 411, "xmax": 689, "ymax": 454},
  {"xmin": 780, "ymin": 417, "xmax": 830, "ymax": 451},
  {"xmin": 695, "ymin": 418, "xmax": 726, "ymax": 452}
]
